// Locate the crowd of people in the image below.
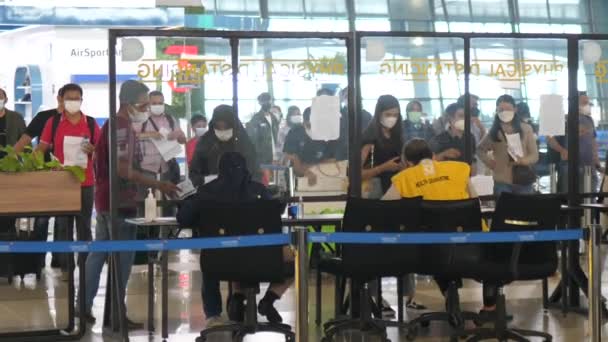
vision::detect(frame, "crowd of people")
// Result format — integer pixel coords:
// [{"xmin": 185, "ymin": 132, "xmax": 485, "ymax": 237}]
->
[{"xmin": 0, "ymin": 80, "xmax": 604, "ymax": 330}]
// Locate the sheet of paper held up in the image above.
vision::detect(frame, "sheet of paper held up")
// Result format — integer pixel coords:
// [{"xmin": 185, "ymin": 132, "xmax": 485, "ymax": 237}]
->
[
  {"xmin": 176, "ymin": 179, "xmax": 196, "ymax": 200},
  {"xmin": 204, "ymin": 175, "xmax": 218, "ymax": 184},
  {"xmin": 63, "ymin": 136, "xmax": 88, "ymax": 168},
  {"xmin": 151, "ymin": 127, "xmax": 182, "ymax": 162},
  {"xmin": 539, "ymin": 94, "xmax": 565, "ymax": 136},
  {"xmin": 310, "ymin": 95, "xmax": 341, "ymax": 141},
  {"xmin": 470, "ymin": 175, "xmax": 494, "ymax": 197},
  {"xmin": 505, "ymin": 133, "xmax": 524, "ymax": 161},
  {"xmin": 366, "ymin": 40, "xmax": 386, "ymax": 62}
]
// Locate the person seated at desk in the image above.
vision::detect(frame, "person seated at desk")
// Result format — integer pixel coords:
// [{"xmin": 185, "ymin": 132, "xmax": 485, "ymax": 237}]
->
[
  {"xmin": 283, "ymin": 107, "xmax": 338, "ymax": 187},
  {"xmin": 189, "ymin": 105, "xmax": 259, "ymax": 187},
  {"xmin": 178, "ymin": 152, "xmax": 293, "ymax": 327},
  {"xmin": 382, "ymin": 138, "xmax": 477, "ymax": 309}
]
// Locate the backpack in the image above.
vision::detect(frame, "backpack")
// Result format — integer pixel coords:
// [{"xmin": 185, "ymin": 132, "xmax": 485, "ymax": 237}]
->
[
  {"xmin": 50, "ymin": 114, "xmax": 96, "ymax": 153},
  {"xmin": 141, "ymin": 115, "xmax": 181, "ymax": 184}
]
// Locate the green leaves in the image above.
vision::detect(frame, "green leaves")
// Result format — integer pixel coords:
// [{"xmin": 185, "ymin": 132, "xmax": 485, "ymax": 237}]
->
[{"xmin": 0, "ymin": 147, "xmax": 86, "ymax": 182}]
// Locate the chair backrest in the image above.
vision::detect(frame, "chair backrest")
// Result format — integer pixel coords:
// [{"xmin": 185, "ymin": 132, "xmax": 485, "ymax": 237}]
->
[
  {"xmin": 196, "ymin": 200, "xmax": 287, "ymax": 283},
  {"xmin": 340, "ymin": 197, "xmax": 423, "ymax": 279},
  {"xmin": 489, "ymin": 192, "xmax": 561, "ymax": 279},
  {"xmin": 418, "ymin": 198, "xmax": 484, "ymax": 277}
]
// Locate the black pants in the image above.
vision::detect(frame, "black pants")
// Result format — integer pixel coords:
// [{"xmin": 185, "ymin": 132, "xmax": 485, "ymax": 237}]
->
[{"xmin": 56, "ymin": 186, "xmax": 94, "ymax": 271}]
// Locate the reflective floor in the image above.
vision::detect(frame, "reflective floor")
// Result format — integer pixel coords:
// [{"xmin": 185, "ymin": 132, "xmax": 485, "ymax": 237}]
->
[{"xmin": 0, "ymin": 249, "xmax": 600, "ymax": 342}]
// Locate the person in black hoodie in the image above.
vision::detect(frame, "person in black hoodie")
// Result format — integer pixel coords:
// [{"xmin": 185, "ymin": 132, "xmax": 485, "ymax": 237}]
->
[
  {"xmin": 178, "ymin": 152, "xmax": 292, "ymax": 327},
  {"xmin": 190, "ymin": 105, "xmax": 259, "ymax": 187}
]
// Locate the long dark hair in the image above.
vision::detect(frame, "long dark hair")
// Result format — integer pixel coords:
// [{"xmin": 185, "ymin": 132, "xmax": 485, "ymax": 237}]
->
[
  {"xmin": 489, "ymin": 94, "xmax": 522, "ymax": 142},
  {"xmin": 362, "ymin": 95, "xmax": 403, "ymax": 148}
]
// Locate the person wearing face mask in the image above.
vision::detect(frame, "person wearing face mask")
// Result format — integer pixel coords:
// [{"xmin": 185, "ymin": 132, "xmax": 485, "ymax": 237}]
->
[
  {"xmin": 137, "ymin": 91, "xmax": 185, "ymax": 188},
  {"xmin": 283, "ymin": 107, "xmax": 338, "ymax": 187},
  {"xmin": 457, "ymin": 94, "xmax": 485, "ymax": 145},
  {"xmin": 430, "ymin": 103, "xmax": 477, "ymax": 168},
  {"xmin": 0, "ymin": 88, "xmax": 26, "ymax": 260},
  {"xmin": 403, "ymin": 100, "xmax": 434, "ymax": 142},
  {"xmin": 186, "ymin": 114, "xmax": 208, "ymax": 167},
  {"xmin": 36, "ymin": 83, "xmax": 100, "ymax": 277},
  {"xmin": 190, "ymin": 105, "xmax": 259, "ymax": 188},
  {"xmin": 477, "ymin": 94, "xmax": 538, "ymax": 196},
  {"xmin": 547, "ymin": 91, "xmax": 600, "ymax": 193},
  {"xmin": 82, "ymin": 80, "xmax": 178, "ymax": 328},
  {"xmin": 275, "ymin": 106, "xmax": 302, "ymax": 164},
  {"xmin": 247, "ymin": 92, "xmax": 279, "ymax": 176}
]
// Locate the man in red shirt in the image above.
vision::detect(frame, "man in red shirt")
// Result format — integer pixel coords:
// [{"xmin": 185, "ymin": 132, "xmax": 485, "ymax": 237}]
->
[
  {"xmin": 36, "ymin": 83, "xmax": 100, "ymax": 275},
  {"xmin": 186, "ymin": 114, "xmax": 207, "ymax": 166}
]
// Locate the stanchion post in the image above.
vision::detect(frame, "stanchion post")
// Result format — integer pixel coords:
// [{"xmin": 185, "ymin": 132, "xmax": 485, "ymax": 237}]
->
[
  {"xmin": 588, "ymin": 224, "xmax": 602, "ymax": 342},
  {"xmin": 294, "ymin": 227, "xmax": 309, "ymax": 342},
  {"xmin": 549, "ymin": 163, "xmax": 557, "ymax": 193}
]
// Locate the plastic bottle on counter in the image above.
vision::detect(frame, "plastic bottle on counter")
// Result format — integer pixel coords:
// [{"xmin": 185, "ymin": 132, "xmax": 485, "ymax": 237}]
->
[{"xmin": 145, "ymin": 188, "xmax": 157, "ymax": 222}]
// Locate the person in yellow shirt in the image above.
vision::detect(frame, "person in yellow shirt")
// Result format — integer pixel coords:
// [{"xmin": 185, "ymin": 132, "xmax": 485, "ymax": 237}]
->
[{"xmin": 382, "ymin": 138, "xmax": 476, "ymax": 201}]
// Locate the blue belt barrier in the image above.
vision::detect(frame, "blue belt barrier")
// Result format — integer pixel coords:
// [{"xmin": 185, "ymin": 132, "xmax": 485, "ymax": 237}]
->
[
  {"xmin": 0, "ymin": 234, "xmax": 291, "ymax": 253},
  {"xmin": 0, "ymin": 229, "xmax": 584, "ymax": 253},
  {"xmin": 308, "ymin": 229, "xmax": 584, "ymax": 245}
]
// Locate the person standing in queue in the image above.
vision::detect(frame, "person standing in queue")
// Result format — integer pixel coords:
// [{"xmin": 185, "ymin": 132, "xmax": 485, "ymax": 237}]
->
[
  {"xmin": 36, "ymin": 83, "xmax": 100, "ymax": 278},
  {"xmin": 14, "ymin": 87, "xmax": 64, "ymax": 267},
  {"xmin": 82, "ymin": 80, "xmax": 177, "ymax": 328},
  {"xmin": 430, "ymin": 103, "xmax": 477, "ymax": 171},
  {"xmin": 190, "ymin": 104, "xmax": 259, "ymax": 188},
  {"xmin": 186, "ymin": 114, "xmax": 207, "ymax": 167},
  {"xmin": 247, "ymin": 92, "xmax": 279, "ymax": 184}
]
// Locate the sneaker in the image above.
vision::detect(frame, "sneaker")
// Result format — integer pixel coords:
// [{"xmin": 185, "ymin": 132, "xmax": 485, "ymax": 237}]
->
[
  {"xmin": 380, "ymin": 299, "xmax": 396, "ymax": 319},
  {"xmin": 206, "ymin": 316, "xmax": 226, "ymax": 328},
  {"xmin": 227, "ymin": 293, "xmax": 246, "ymax": 323},
  {"xmin": 406, "ymin": 300, "xmax": 427, "ymax": 310},
  {"xmin": 126, "ymin": 317, "xmax": 144, "ymax": 331},
  {"xmin": 76, "ymin": 311, "xmax": 96, "ymax": 325}
]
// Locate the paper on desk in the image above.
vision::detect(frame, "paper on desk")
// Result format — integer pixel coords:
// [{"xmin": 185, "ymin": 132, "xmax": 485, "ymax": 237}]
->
[
  {"xmin": 470, "ymin": 175, "xmax": 494, "ymax": 197},
  {"xmin": 176, "ymin": 179, "xmax": 196, "ymax": 200},
  {"xmin": 505, "ymin": 133, "xmax": 524, "ymax": 161},
  {"xmin": 63, "ymin": 136, "xmax": 88, "ymax": 168},
  {"xmin": 151, "ymin": 127, "xmax": 182, "ymax": 161},
  {"xmin": 539, "ymin": 94, "xmax": 565, "ymax": 136}
]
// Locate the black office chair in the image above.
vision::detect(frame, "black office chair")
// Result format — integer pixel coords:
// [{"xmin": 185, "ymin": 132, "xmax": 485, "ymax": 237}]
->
[
  {"xmin": 320, "ymin": 197, "xmax": 423, "ymax": 342},
  {"xmin": 406, "ymin": 198, "xmax": 484, "ymax": 340},
  {"xmin": 194, "ymin": 200, "xmax": 295, "ymax": 342},
  {"xmin": 462, "ymin": 192, "xmax": 561, "ymax": 342}
]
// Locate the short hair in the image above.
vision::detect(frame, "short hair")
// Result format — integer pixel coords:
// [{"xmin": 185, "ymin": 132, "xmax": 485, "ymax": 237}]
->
[
  {"xmin": 402, "ymin": 138, "xmax": 433, "ymax": 165},
  {"xmin": 149, "ymin": 90, "xmax": 164, "ymax": 99},
  {"xmin": 317, "ymin": 88, "xmax": 334, "ymax": 96},
  {"xmin": 516, "ymin": 102, "xmax": 531, "ymax": 118},
  {"xmin": 191, "ymin": 114, "xmax": 207, "ymax": 126},
  {"xmin": 303, "ymin": 107, "xmax": 311, "ymax": 122},
  {"xmin": 61, "ymin": 83, "xmax": 83, "ymax": 97},
  {"xmin": 271, "ymin": 105, "xmax": 282, "ymax": 113},
  {"xmin": 257, "ymin": 92, "xmax": 272, "ymax": 103},
  {"xmin": 496, "ymin": 94, "xmax": 516, "ymax": 108},
  {"xmin": 119, "ymin": 80, "xmax": 149, "ymax": 104},
  {"xmin": 457, "ymin": 93, "xmax": 479, "ymax": 106},
  {"xmin": 0, "ymin": 88, "xmax": 6, "ymax": 99},
  {"xmin": 57, "ymin": 86, "xmax": 65, "ymax": 97},
  {"xmin": 578, "ymin": 91, "xmax": 588, "ymax": 97},
  {"xmin": 445, "ymin": 103, "xmax": 464, "ymax": 118}
]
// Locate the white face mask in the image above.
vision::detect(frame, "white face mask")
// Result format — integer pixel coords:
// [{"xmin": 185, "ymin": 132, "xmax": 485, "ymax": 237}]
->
[
  {"xmin": 453, "ymin": 119, "xmax": 465, "ymax": 131},
  {"xmin": 64, "ymin": 100, "xmax": 81, "ymax": 114},
  {"xmin": 289, "ymin": 115, "xmax": 303, "ymax": 125},
  {"xmin": 580, "ymin": 104, "xmax": 592, "ymax": 115},
  {"xmin": 381, "ymin": 116, "xmax": 398, "ymax": 129},
  {"xmin": 150, "ymin": 104, "xmax": 165, "ymax": 116},
  {"xmin": 129, "ymin": 108, "xmax": 149, "ymax": 123},
  {"xmin": 194, "ymin": 127, "xmax": 207, "ymax": 137},
  {"xmin": 498, "ymin": 110, "xmax": 515, "ymax": 123},
  {"xmin": 215, "ymin": 128, "xmax": 233, "ymax": 142},
  {"xmin": 0, "ymin": 99, "xmax": 5, "ymax": 110}
]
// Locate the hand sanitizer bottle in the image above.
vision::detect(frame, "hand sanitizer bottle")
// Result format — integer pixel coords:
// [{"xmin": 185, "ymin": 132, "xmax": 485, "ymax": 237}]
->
[{"xmin": 145, "ymin": 188, "xmax": 157, "ymax": 222}]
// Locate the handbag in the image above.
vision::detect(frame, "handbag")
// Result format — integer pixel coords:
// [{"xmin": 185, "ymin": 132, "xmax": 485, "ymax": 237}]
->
[
  {"xmin": 501, "ymin": 130, "xmax": 536, "ymax": 186},
  {"xmin": 362, "ymin": 145, "xmax": 384, "ymax": 199}
]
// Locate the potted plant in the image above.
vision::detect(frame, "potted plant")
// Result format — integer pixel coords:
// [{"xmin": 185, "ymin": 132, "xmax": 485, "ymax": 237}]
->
[{"xmin": 0, "ymin": 146, "xmax": 84, "ymax": 215}]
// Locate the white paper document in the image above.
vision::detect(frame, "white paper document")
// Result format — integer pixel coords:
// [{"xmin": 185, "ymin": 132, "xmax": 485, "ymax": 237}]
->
[
  {"xmin": 505, "ymin": 133, "xmax": 524, "ymax": 161},
  {"xmin": 204, "ymin": 175, "xmax": 218, "ymax": 184},
  {"xmin": 310, "ymin": 95, "xmax": 341, "ymax": 141},
  {"xmin": 176, "ymin": 179, "xmax": 196, "ymax": 200},
  {"xmin": 470, "ymin": 175, "xmax": 495, "ymax": 197},
  {"xmin": 63, "ymin": 136, "xmax": 88, "ymax": 168},
  {"xmin": 151, "ymin": 127, "xmax": 182, "ymax": 161},
  {"xmin": 539, "ymin": 94, "xmax": 565, "ymax": 136}
]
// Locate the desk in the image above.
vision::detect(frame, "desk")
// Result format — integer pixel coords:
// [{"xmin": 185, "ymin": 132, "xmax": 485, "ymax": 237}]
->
[{"xmin": 125, "ymin": 214, "xmax": 343, "ymax": 340}]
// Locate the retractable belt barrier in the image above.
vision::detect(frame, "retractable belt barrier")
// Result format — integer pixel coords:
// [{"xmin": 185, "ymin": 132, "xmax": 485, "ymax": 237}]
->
[{"xmin": 0, "ymin": 229, "xmax": 584, "ymax": 253}]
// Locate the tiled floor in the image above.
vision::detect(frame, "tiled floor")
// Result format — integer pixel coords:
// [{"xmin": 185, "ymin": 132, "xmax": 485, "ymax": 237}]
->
[{"xmin": 0, "ymin": 249, "xmax": 601, "ymax": 341}]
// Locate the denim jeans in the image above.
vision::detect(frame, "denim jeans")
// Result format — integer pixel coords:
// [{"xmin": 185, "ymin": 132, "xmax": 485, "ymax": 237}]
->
[
  {"xmin": 83, "ymin": 212, "xmax": 136, "ymax": 314},
  {"xmin": 199, "ymin": 252, "xmax": 222, "ymax": 317}
]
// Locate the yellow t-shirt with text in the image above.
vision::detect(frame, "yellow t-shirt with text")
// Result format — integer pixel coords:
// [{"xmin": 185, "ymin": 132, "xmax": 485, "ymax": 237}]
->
[{"xmin": 391, "ymin": 159, "xmax": 470, "ymax": 201}]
